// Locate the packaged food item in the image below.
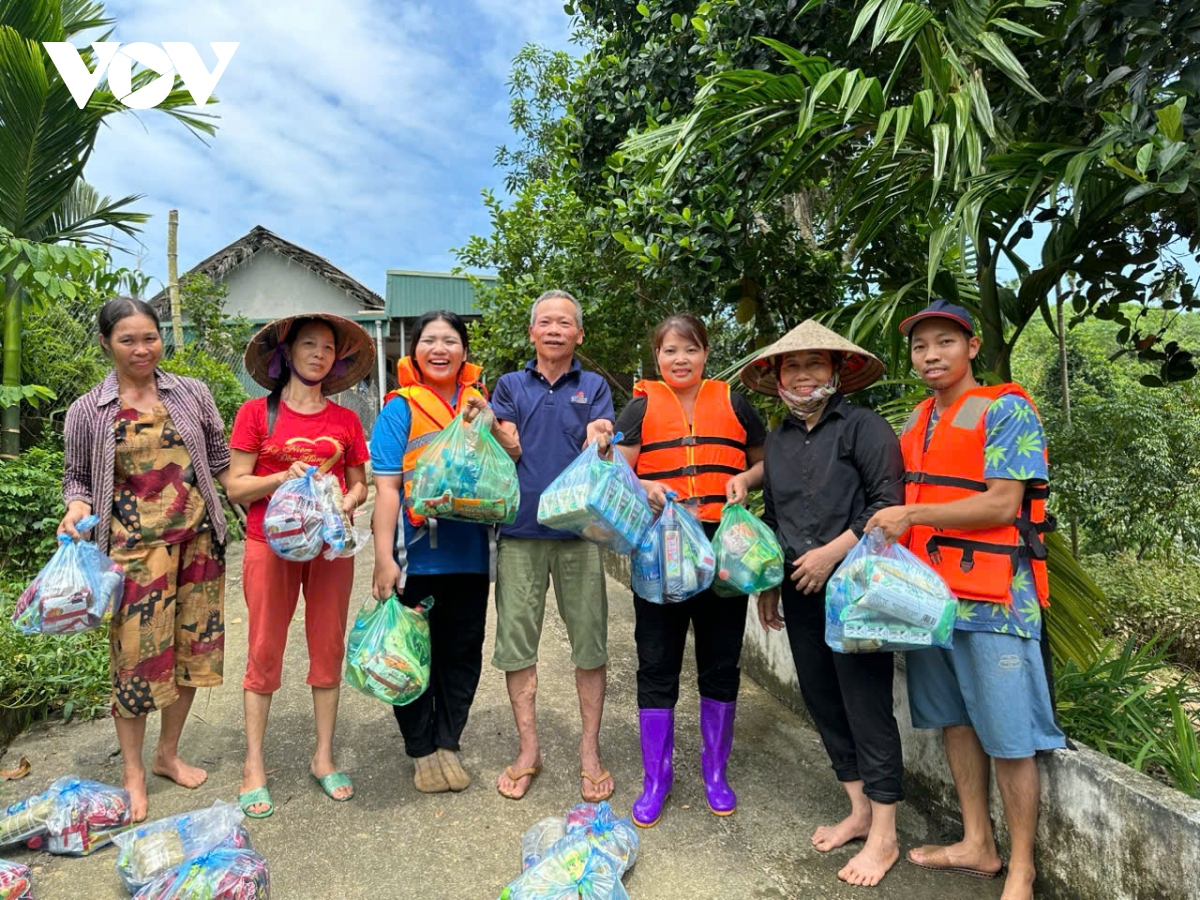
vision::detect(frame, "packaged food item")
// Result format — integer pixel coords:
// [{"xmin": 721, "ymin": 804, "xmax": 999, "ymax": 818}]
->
[
  {"xmin": 344, "ymin": 595, "xmax": 433, "ymax": 706},
  {"xmin": 632, "ymin": 496, "xmax": 715, "ymax": 604},
  {"xmin": 262, "ymin": 468, "xmax": 323, "ymax": 561},
  {"xmin": 410, "ymin": 408, "xmax": 520, "ymax": 525},
  {"xmin": 710, "ymin": 504, "xmax": 785, "ymax": 597},
  {"xmin": 113, "ymin": 801, "xmax": 249, "ymax": 893},
  {"xmin": 12, "ymin": 515, "xmax": 123, "ymax": 635},
  {"xmin": 537, "ymin": 438, "xmax": 652, "ymax": 554},
  {"xmin": 825, "ymin": 529, "xmax": 956, "ymax": 653}
]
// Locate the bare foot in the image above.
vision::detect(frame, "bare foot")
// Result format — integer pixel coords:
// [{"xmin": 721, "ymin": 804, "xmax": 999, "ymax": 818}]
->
[
  {"xmin": 1000, "ymin": 863, "xmax": 1035, "ymax": 900},
  {"xmin": 812, "ymin": 809, "xmax": 872, "ymax": 852},
  {"xmin": 907, "ymin": 842, "xmax": 1003, "ymax": 876},
  {"xmin": 152, "ymin": 750, "xmax": 208, "ymax": 789},
  {"xmin": 123, "ymin": 766, "xmax": 148, "ymax": 823},
  {"xmin": 496, "ymin": 751, "xmax": 542, "ymax": 800},
  {"xmin": 838, "ymin": 834, "xmax": 900, "ymax": 887}
]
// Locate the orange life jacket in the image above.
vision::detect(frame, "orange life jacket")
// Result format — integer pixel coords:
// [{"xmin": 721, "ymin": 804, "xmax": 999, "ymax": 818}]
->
[
  {"xmin": 900, "ymin": 383, "xmax": 1053, "ymax": 605},
  {"xmin": 385, "ymin": 357, "xmax": 487, "ymax": 528},
  {"xmin": 633, "ymin": 379, "xmax": 747, "ymax": 522}
]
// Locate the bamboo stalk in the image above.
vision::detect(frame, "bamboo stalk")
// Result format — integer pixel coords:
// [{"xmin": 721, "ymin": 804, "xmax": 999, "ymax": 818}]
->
[{"xmin": 168, "ymin": 210, "xmax": 183, "ymax": 353}]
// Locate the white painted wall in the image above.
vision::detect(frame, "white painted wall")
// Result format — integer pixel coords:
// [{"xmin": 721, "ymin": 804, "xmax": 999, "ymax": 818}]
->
[{"xmin": 219, "ymin": 249, "xmax": 367, "ymax": 321}]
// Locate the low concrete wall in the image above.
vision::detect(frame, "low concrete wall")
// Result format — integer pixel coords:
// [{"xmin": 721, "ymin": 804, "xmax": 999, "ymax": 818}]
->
[{"xmin": 737, "ymin": 603, "xmax": 1200, "ymax": 900}]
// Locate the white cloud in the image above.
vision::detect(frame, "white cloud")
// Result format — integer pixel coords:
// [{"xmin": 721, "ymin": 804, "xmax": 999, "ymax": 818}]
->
[{"xmin": 84, "ymin": 0, "xmax": 573, "ymax": 294}]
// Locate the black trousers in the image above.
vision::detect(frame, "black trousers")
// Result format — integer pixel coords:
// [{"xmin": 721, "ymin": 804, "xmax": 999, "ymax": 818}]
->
[
  {"xmin": 782, "ymin": 578, "xmax": 904, "ymax": 803},
  {"xmin": 393, "ymin": 572, "xmax": 489, "ymax": 758},
  {"xmin": 634, "ymin": 587, "xmax": 749, "ymax": 709}
]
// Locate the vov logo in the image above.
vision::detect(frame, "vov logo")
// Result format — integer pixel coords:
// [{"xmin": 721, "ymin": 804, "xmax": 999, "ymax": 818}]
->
[{"xmin": 43, "ymin": 42, "xmax": 239, "ymax": 110}]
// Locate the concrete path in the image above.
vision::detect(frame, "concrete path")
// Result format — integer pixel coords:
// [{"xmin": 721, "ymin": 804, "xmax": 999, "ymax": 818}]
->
[{"xmin": 0, "ymin": 537, "xmax": 1004, "ymax": 899}]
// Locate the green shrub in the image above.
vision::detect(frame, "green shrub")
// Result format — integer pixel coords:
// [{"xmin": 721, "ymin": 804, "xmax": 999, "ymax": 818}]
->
[
  {"xmin": 1056, "ymin": 636, "xmax": 1200, "ymax": 797},
  {"xmin": 1084, "ymin": 554, "xmax": 1200, "ymax": 670},
  {"xmin": 161, "ymin": 347, "xmax": 248, "ymax": 434},
  {"xmin": 0, "ymin": 448, "xmax": 65, "ymax": 579},
  {"xmin": 0, "ymin": 597, "xmax": 109, "ymax": 724}
]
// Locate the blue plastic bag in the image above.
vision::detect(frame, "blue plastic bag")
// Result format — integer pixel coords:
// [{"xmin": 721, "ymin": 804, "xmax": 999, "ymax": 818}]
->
[
  {"xmin": 825, "ymin": 529, "xmax": 957, "ymax": 653},
  {"xmin": 263, "ymin": 468, "xmax": 324, "ymax": 561},
  {"xmin": 12, "ymin": 515, "xmax": 123, "ymax": 635},
  {"xmin": 631, "ymin": 495, "xmax": 715, "ymax": 604},
  {"xmin": 502, "ymin": 836, "xmax": 629, "ymax": 900},
  {"xmin": 114, "ymin": 801, "xmax": 250, "ymax": 893},
  {"xmin": 537, "ymin": 436, "xmax": 652, "ymax": 554}
]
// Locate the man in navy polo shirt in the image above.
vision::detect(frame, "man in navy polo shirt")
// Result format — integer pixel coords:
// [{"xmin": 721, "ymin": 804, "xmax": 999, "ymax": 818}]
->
[{"xmin": 490, "ymin": 289, "xmax": 616, "ymax": 802}]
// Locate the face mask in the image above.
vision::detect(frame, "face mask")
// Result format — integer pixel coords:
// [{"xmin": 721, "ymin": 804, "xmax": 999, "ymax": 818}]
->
[{"xmin": 778, "ymin": 371, "xmax": 840, "ymax": 419}]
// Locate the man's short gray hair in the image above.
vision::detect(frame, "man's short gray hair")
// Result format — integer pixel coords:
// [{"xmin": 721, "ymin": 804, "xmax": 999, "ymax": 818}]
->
[{"xmin": 529, "ymin": 289, "xmax": 584, "ymax": 328}]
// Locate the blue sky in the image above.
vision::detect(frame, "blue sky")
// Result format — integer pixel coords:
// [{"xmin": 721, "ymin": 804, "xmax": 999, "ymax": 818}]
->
[{"xmin": 88, "ymin": 0, "xmax": 574, "ymax": 297}]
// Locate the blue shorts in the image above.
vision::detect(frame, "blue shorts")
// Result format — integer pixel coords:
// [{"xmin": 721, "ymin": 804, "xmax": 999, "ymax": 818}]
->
[{"xmin": 906, "ymin": 630, "xmax": 1066, "ymax": 759}]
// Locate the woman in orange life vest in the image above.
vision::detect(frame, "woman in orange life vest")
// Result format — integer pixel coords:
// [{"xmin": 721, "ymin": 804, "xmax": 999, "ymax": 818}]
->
[
  {"xmin": 614, "ymin": 314, "xmax": 767, "ymax": 828},
  {"xmin": 370, "ymin": 310, "xmax": 514, "ymax": 795}
]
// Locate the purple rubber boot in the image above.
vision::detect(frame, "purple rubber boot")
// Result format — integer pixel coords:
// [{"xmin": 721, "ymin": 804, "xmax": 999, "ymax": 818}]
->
[
  {"xmin": 631, "ymin": 708, "xmax": 674, "ymax": 828},
  {"xmin": 700, "ymin": 697, "xmax": 737, "ymax": 815}
]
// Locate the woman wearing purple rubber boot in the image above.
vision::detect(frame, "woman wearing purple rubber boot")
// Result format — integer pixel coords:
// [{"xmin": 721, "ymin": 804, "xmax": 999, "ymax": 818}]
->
[{"xmin": 615, "ymin": 314, "xmax": 766, "ymax": 827}]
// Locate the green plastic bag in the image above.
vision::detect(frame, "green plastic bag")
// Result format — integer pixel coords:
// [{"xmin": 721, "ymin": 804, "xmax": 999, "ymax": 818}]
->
[
  {"xmin": 710, "ymin": 504, "xmax": 785, "ymax": 597},
  {"xmin": 344, "ymin": 595, "xmax": 433, "ymax": 705},
  {"xmin": 410, "ymin": 408, "xmax": 520, "ymax": 524}
]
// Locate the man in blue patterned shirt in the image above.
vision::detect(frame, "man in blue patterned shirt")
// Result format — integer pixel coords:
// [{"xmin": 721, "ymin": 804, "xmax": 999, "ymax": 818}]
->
[{"xmin": 868, "ymin": 300, "xmax": 1065, "ymax": 900}]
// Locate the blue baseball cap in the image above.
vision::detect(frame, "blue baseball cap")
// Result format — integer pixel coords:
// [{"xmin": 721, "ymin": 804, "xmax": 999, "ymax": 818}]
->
[{"xmin": 899, "ymin": 299, "xmax": 975, "ymax": 337}]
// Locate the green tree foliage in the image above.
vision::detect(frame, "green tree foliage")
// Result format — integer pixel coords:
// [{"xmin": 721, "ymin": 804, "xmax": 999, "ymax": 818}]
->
[
  {"xmin": 173, "ymin": 273, "xmax": 254, "ymax": 361},
  {"xmin": 1015, "ymin": 312, "xmax": 1200, "ymax": 560},
  {"xmin": 623, "ymin": 0, "xmax": 1200, "ymax": 386},
  {"xmin": 160, "ymin": 348, "xmax": 247, "ymax": 436}
]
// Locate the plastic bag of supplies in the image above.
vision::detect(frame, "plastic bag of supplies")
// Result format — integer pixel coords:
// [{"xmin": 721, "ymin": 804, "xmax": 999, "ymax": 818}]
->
[
  {"xmin": 12, "ymin": 515, "xmax": 123, "ymax": 635},
  {"xmin": 409, "ymin": 408, "xmax": 519, "ymax": 525},
  {"xmin": 114, "ymin": 801, "xmax": 250, "ymax": 893},
  {"xmin": 344, "ymin": 595, "xmax": 433, "ymax": 706},
  {"xmin": 710, "ymin": 504, "xmax": 785, "ymax": 597},
  {"xmin": 132, "ymin": 846, "xmax": 269, "ymax": 900},
  {"xmin": 0, "ymin": 777, "xmax": 131, "ymax": 856},
  {"xmin": 631, "ymin": 495, "xmax": 715, "ymax": 604},
  {"xmin": 0, "ymin": 859, "xmax": 32, "ymax": 899},
  {"xmin": 825, "ymin": 529, "xmax": 956, "ymax": 653},
  {"xmin": 537, "ymin": 436, "xmax": 652, "ymax": 554},
  {"xmin": 262, "ymin": 468, "xmax": 323, "ymax": 562}
]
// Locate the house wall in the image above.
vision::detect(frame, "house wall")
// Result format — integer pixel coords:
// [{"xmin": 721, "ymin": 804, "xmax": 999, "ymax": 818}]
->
[{"xmin": 220, "ymin": 250, "xmax": 367, "ymax": 321}]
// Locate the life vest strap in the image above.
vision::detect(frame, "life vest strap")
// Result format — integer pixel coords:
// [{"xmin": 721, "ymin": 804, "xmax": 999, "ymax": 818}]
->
[
  {"xmin": 925, "ymin": 535, "xmax": 1024, "ymax": 572},
  {"xmin": 682, "ymin": 494, "xmax": 728, "ymax": 509},
  {"xmin": 639, "ymin": 463, "xmax": 743, "ymax": 480},
  {"xmin": 640, "ymin": 435, "xmax": 745, "ymax": 453},
  {"xmin": 905, "ymin": 471, "xmax": 1049, "ymax": 501}
]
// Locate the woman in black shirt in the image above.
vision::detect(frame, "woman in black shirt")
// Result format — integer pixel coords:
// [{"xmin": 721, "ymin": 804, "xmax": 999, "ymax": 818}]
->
[{"xmin": 741, "ymin": 320, "xmax": 905, "ymax": 888}]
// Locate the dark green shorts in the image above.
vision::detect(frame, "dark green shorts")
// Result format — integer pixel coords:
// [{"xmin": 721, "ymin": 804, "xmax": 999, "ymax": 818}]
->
[{"xmin": 492, "ymin": 537, "xmax": 608, "ymax": 671}]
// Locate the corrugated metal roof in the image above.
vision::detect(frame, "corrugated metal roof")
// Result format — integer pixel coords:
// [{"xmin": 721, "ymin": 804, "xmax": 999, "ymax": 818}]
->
[{"xmin": 385, "ymin": 270, "xmax": 497, "ymax": 318}]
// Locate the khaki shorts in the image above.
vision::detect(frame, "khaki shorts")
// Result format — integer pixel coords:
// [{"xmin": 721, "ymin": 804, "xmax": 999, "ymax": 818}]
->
[{"xmin": 492, "ymin": 537, "xmax": 608, "ymax": 671}]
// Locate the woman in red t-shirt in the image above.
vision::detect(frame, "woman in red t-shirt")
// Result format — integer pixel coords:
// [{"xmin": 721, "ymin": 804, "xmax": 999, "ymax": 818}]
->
[{"xmin": 226, "ymin": 313, "xmax": 373, "ymax": 818}]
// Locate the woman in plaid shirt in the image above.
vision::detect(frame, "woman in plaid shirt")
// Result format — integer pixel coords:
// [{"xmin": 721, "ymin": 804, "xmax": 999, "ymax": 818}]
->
[{"xmin": 60, "ymin": 296, "xmax": 231, "ymax": 822}]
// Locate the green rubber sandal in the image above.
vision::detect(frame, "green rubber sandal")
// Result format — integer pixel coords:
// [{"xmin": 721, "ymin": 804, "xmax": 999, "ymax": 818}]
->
[
  {"xmin": 238, "ymin": 786, "xmax": 274, "ymax": 819},
  {"xmin": 310, "ymin": 771, "xmax": 355, "ymax": 802}
]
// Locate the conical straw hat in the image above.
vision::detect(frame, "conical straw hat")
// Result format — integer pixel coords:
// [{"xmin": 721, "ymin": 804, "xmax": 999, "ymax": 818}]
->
[
  {"xmin": 739, "ymin": 319, "xmax": 884, "ymax": 396},
  {"xmin": 244, "ymin": 312, "xmax": 375, "ymax": 396}
]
